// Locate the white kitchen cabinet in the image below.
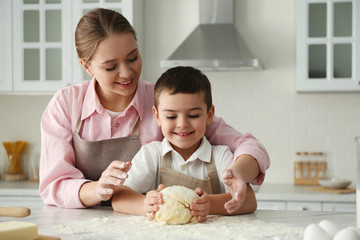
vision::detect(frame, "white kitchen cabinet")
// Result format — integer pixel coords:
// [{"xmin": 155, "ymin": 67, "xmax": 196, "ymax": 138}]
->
[
  {"xmin": 296, "ymin": 0, "xmax": 360, "ymax": 92},
  {"xmin": 0, "ymin": 196, "xmax": 44, "ymax": 207},
  {"xmin": 322, "ymin": 202, "xmax": 356, "ymax": 212},
  {"xmin": 286, "ymin": 201, "xmax": 322, "ymax": 211},
  {"xmin": 0, "ymin": 0, "xmax": 134, "ymax": 93},
  {"xmin": 257, "ymin": 201, "xmax": 286, "ymax": 210},
  {"xmin": 257, "ymin": 200, "xmax": 355, "ymax": 212}
]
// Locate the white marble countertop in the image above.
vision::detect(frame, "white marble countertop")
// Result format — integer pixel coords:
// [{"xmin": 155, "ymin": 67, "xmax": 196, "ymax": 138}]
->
[
  {"xmin": 0, "ymin": 180, "xmax": 39, "ymax": 196},
  {"xmin": 0, "ymin": 181, "xmax": 356, "ymax": 203},
  {"xmin": 0, "ymin": 206, "xmax": 357, "ymax": 240},
  {"xmin": 255, "ymin": 183, "xmax": 356, "ymax": 203}
]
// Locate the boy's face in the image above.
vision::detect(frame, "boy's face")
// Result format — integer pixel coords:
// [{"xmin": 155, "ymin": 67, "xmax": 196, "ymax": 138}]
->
[{"xmin": 153, "ymin": 91, "xmax": 214, "ymax": 158}]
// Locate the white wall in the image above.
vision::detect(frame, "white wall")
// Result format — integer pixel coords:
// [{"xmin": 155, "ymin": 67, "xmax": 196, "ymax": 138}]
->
[
  {"xmin": 0, "ymin": 0, "xmax": 359, "ymax": 185},
  {"xmin": 142, "ymin": 0, "xmax": 360, "ymax": 184}
]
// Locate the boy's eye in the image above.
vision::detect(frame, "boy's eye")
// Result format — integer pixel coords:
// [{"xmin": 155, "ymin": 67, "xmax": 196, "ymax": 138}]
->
[
  {"xmin": 166, "ymin": 116, "xmax": 176, "ymax": 119},
  {"xmin": 189, "ymin": 115, "xmax": 200, "ymax": 118},
  {"xmin": 106, "ymin": 65, "xmax": 117, "ymax": 71}
]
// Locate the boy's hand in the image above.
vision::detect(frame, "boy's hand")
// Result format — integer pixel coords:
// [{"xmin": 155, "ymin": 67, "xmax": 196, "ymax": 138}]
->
[
  {"xmin": 190, "ymin": 187, "xmax": 210, "ymax": 222},
  {"xmin": 220, "ymin": 168, "xmax": 247, "ymax": 213},
  {"xmin": 143, "ymin": 184, "xmax": 166, "ymax": 219},
  {"xmin": 96, "ymin": 161, "xmax": 132, "ymax": 201}
]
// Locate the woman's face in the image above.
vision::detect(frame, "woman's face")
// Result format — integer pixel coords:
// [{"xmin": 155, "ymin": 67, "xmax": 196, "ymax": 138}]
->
[{"xmin": 82, "ymin": 33, "xmax": 142, "ymax": 105}]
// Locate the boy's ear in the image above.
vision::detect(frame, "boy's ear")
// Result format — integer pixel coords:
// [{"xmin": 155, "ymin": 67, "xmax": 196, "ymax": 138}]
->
[
  {"xmin": 152, "ymin": 106, "xmax": 161, "ymax": 127},
  {"xmin": 206, "ymin": 105, "xmax": 215, "ymax": 126},
  {"xmin": 79, "ymin": 59, "xmax": 94, "ymax": 77}
]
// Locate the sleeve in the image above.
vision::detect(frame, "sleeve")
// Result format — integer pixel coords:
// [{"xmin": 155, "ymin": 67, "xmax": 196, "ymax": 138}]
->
[
  {"xmin": 205, "ymin": 115, "xmax": 270, "ymax": 185},
  {"xmin": 39, "ymin": 94, "xmax": 88, "ymax": 209},
  {"xmin": 124, "ymin": 142, "xmax": 160, "ymax": 193}
]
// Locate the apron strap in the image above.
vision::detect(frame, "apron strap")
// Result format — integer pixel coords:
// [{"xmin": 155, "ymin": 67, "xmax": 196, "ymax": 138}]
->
[
  {"xmin": 161, "ymin": 152, "xmax": 172, "ymax": 168},
  {"xmin": 131, "ymin": 115, "xmax": 140, "ymax": 136},
  {"xmin": 74, "ymin": 116, "xmax": 82, "ymax": 134},
  {"xmin": 160, "ymin": 149, "xmax": 220, "ymax": 194}
]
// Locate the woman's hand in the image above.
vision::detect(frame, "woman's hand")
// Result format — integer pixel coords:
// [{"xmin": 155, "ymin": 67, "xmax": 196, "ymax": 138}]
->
[
  {"xmin": 143, "ymin": 184, "xmax": 165, "ymax": 219},
  {"xmin": 96, "ymin": 161, "xmax": 132, "ymax": 201},
  {"xmin": 220, "ymin": 168, "xmax": 247, "ymax": 213},
  {"xmin": 190, "ymin": 187, "xmax": 210, "ymax": 222}
]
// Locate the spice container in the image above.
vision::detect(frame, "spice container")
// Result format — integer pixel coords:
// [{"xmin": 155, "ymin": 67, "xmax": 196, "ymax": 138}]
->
[{"xmin": 294, "ymin": 151, "xmax": 326, "ymax": 185}]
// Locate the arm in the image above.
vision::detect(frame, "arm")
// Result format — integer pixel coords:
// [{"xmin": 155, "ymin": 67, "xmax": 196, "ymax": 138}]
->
[
  {"xmin": 190, "ymin": 184, "xmax": 256, "ymax": 221},
  {"xmin": 112, "ymin": 186, "xmax": 146, "ymax": 215},
  {"xmin": 40, "ymin": 89, "xmax": 129, "ymax": 208},
  {"xmin": 112, "ymin": 184, "xmax": 165, "ymax": 217},
  {"xmin": 205, "ymin": 116, "xmax": 270, "ymax": 184}
]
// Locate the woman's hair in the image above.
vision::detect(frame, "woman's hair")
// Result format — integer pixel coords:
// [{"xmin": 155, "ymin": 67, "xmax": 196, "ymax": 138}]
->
[
  {"xmin": 154, "ymin": 66, "xmax": 212, "ymax": 111},
  {"xmin": 75, "ymin": 8, "xmax": 136, "ymax": 64}
]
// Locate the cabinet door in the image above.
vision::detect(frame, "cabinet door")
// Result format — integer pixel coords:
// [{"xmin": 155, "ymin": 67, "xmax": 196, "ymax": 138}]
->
[
  {"xmin": 10, "ymin": 0, "xmax": 134, "ymax": 93},
  {"xmin": 12, "ymin": 0, "xmax": 72, "ymax": 92},
  {"xmin": 296, "ymin": 0, "xmax": 360, "ymax": 92},
  {"xmin": 0, "ymin": 0, "xmax": 12, "ymax": 92},
  {"xmin": 287, "ymin": 201, "xmax": 322, "ymax": 211},
  {"xmin": 322, "ymin": 202, "xmax": 356, "ymax": 212},
  {"xmin": 257, "ymin": 201, "xmax": 286, "ymax": 210}
]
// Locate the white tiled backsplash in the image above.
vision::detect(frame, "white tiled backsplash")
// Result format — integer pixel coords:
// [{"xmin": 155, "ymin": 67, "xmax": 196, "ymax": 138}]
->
[{"xmin": 1, "ymin": 0, "xmax": 360, "ymax": 185}]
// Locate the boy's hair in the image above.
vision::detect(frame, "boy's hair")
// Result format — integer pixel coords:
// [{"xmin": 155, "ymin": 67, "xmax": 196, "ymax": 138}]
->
[{"xmin": 154, "ymin": 66, "xmax": 212, "ymax": 111}]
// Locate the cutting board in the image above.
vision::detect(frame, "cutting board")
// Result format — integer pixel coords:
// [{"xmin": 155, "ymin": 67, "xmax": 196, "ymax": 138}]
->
[{"xmin": 308, "ymin": 187, "xmax": 355, "ymax": 194}]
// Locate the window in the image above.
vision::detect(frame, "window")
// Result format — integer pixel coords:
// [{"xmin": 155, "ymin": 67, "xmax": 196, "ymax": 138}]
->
[{"xmin": 296, "ymin": 0, "xmax": 360, "ymax": 92}]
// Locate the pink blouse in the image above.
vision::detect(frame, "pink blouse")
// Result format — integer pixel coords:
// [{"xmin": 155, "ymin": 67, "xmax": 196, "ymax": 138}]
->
[{"xmin": 39, "ymin": 77, "xmax": 270, "ymax": 208}]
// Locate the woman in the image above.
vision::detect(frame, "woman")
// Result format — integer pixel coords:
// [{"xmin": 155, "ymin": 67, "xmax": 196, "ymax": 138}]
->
[{"xmin": 39, "ymin": 8, "xmax": 270, "ymax": 209}]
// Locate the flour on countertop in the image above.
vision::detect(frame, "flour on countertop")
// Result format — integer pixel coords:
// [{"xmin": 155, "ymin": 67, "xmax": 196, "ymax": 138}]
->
[{"xmin": 53, "ymin": 214, "xmax": 304, "ymax": 240}]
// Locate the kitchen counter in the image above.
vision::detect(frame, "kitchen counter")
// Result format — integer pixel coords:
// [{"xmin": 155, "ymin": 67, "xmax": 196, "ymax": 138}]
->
[
  {"xmin": 1, "ymin": 181, "xmax": 355, "ymax": 203},
  {"xmin": 0, "ymin": 206, "xmax": 357, "ymax": 240},
  {"xmin": 0, "ymin": 180, "xmax": 39, "ymax": 197},
  {"xmin": 255, "ymin": 183, "xmax": 356, "ymax": 203}
]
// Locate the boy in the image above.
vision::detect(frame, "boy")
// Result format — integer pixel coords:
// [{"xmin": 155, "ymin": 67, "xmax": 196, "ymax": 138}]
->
[{"xmin": 112, "ymin": 66, "xmax": 257, "ymax": 222}]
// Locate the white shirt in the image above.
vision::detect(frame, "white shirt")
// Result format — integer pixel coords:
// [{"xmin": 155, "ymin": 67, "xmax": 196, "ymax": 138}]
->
[{"xmin": 124, "ymin": 136, "xmax": 233, "ymax": 194}]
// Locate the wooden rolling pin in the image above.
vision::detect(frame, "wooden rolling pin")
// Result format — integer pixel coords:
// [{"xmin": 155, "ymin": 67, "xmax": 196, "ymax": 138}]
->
[{"xmin": 0, "ymin": 207, "xmax": 31, "ymax": 218}]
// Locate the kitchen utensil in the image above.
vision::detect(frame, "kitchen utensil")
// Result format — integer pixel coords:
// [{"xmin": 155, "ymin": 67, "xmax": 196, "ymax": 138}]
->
[
  {"xmin": 2, "ymin": 141, "xmax": 28, "ymax": 181},
  {"xmin": 308, "ymin": 187, "xmax": 355, "ymax": 194},
  {"xmin": 318, "ymin": 179, "xmax": 351, "ymax": 189},
  {"xmin": 294, "ymin": 160, "xmax": 326, "ymax": 185},
  {"xmin": 0, "ymin": 207, "xmax": 31, "ymax": 218}
]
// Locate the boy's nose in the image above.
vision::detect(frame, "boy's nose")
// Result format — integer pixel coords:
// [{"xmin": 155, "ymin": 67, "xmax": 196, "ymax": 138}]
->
[{"xmin": 176, "ymin": 116, "xmax": 189, "ymax": 128}]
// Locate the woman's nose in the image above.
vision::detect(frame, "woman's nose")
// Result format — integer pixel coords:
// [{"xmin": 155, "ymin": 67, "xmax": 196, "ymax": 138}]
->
[{"xmin": 118, "ymin": 63, "xmax": 132, "ymax": 78}]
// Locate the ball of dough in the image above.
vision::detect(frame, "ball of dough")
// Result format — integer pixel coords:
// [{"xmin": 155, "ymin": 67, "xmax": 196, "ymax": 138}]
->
[{"xmin": 154, "ymin": 185, "xmax": 199, "ymax": 225}]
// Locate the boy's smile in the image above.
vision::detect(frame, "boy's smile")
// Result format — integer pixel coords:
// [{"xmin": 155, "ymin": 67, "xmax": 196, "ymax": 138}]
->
[{"xmin": 153, "ymin": 91, "xmax": 214, "ymax": 160}]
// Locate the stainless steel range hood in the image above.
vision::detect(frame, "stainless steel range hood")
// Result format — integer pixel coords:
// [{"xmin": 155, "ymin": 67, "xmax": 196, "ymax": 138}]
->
[{"xmin": 160, "ymin": 0, "xmax": 262, "ymax": 71}]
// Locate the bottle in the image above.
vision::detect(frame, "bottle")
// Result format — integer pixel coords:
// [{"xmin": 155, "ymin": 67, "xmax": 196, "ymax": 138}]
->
[
  {"xmin": 295, "ymin": 152, "xmax": 302, "ymax": 179},
  {"xmin": 302, "ymin": 152, "xmax": 309, "ymax": 178}
]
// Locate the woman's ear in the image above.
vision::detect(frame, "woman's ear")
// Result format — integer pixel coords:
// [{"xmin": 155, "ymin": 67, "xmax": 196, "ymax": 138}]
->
[
  {"xmin": 79, "ymin": 59, "xmax": 93, "ymax": 77},
  {"xmin": 206, "ymin": 105, "xmax": 215, "ymax": 126},
  {"xmin": 152, "ymin": 106, "xmax": 161, "ymax": 127}
]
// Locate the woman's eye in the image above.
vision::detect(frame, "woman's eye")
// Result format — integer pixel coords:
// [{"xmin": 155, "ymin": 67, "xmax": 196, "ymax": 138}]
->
[
  {"xmin": 106, "ymin": 65, "xmax": 117, "ymax": 71},
  {"xmin": 128, "ymin": 55, "xmax": 138, "ymax": 62}
]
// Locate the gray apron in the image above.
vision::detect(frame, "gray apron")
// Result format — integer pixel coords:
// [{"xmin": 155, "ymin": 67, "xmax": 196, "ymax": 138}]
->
[
  {"xmin": 159, "ymin": 151, "xmax": 220, "ymax": 194},
  {"xmin": 72, "ymin": 116, "xmax": 141, "ymax": 205}
]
